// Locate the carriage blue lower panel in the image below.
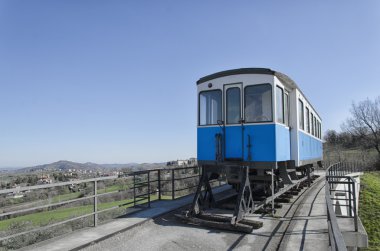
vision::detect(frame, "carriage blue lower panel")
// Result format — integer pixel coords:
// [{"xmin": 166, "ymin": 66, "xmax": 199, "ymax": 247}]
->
[
  {"xmin": 225, "ymin": 126, "xmax": 243, "ymax": 159},
  {"xmin": 197, "ymin": 126, "xmax": 223, "ymax": 161},
  {"xmin": 299, "ymin": 131, "xmax": 323, "ymax": 160},
  {"xmin": 275, "ymin": 124, "xmax": 291, "ymax": 161},
  {"xmin": 198, "ymin": 124, "xmax": 291, "ymax": 162},
  {"xmin": 243, "ymin": 124, "xmax": 276, "ymax": 161}
]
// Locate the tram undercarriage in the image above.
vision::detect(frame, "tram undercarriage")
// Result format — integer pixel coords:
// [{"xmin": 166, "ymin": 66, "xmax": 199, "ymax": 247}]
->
[{"xmin": 176, "ymin": 162, "xmax": 319, "ymax": 233}]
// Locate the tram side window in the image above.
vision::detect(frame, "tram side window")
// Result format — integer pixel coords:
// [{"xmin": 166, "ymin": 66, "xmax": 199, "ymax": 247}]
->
[
  {"xmin": 311, "ymin": 114, "xmax": 314, "ymax": 135},
  {"xmin": 199, "ymin": 90, "xmax": 222, "ymax": 126},
  {"xmin": 298, "ymin": 99, "xmax": 304, "ymax": 130},
  {"xmin": 276, "ymin": 86, "xmax": 284, "ymax": 124},
  {"xmin": 316, "ymin": 120, "xmax": 319, "ymax": 138},
  {"xmin": 315, "ymin": 118, "xmax": 317, "ymax": 137},
  {"xmin": 245, "ymin": 84, "xmax": 272, "ymax": 123},
  {"xmin": 306, "ymin": 108, "xmax": 310, "ymax": 133},
  {"xmin": 284, "ymin": 92, "xmax": 289, "ymax": 126},
  {"xmin": 317, "ymin": 121, "xmax": 320, "ymax": 138}
]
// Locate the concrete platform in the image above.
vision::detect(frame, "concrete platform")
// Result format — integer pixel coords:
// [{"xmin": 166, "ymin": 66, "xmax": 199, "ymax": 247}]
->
[
  {"xmin": 337, "ymin": 217, "xmax": 368, "ymax": 249},
  {"xmin": 18, "ymin": 185, "xmax": 231, "ymax": 251}
]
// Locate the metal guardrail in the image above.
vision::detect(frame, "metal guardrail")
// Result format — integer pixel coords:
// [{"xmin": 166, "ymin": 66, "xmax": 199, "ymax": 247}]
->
[
  {"xmin": 325, "ymin": 162, "xmax": 362, "ymax": 251},
  {"xmin": 0, "ymin": 165, "xmax": 226, "ymax": 245}
]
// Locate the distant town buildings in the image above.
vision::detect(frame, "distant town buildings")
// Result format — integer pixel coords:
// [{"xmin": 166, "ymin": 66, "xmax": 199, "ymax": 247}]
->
[
  {"xmin": 166, "ymin": 158, "xmax": 197, "ymax": 167},
  {"xmin": 37, "ymin": 175, "xmax": 52, "ymax": 185}
]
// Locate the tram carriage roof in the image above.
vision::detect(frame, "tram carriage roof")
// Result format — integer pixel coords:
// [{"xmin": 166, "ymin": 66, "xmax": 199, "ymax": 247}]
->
[{"xmin": 196, "ymin": 68, "xmax": 321, "ymax": 120}]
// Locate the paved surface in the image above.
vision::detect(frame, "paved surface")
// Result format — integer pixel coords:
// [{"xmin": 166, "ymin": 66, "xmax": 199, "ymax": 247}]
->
[
  {"xmin": 81, "ymin": 174, "xmax": 329, "ymax": 251},
  {"xmin": 20, "ymin": 185, "xmax": 231, "ymax": 251}
]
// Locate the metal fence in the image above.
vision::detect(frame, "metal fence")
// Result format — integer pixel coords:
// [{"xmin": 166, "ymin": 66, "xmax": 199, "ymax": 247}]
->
[
  {"xmin": 0, "ymin": 165, "xmax": 226, "ymax": 248},
  {"xmin": 325, "ymin": 162, "xmax": 362, "ymax": 251}
]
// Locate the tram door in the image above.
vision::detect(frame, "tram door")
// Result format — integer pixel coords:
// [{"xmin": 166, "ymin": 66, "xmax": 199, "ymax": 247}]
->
[{"xmin": 224, "ymin": 83, "xmax": 243, "ymax": 160}]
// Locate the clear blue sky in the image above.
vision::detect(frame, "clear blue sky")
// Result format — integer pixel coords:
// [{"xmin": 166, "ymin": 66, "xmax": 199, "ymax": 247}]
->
[{"xmin": 1, "ymin": 1, "xmax": 379, "ymax": 167}]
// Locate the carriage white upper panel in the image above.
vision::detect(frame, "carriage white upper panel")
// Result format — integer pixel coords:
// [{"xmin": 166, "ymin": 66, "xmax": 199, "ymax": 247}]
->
[{"xmin": 197, "ymin": 74, "xmax": 274, "ymax": 92}]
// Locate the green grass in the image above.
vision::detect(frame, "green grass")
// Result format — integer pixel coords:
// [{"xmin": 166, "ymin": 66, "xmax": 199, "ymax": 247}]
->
[
  {"xmin": 359, "ymin": 172, "xmax": 380, "ymax": 250},
  {"xmin": 97, "ymin": 184, "xmax": 128, "ymax": 194},
  {"xmin": 0, "ymin": 176, "xmax": 181, "ymax": 233},
  {"xmin": 51, "ymin": 191, "xmax": 82, "ymax": 203},
  {"xmin": 51, "ymin": 184, "xmax": 130, "ymax": 203},
  {"xmin": 0, "ymin": 205, "xmax": 92, "ymax": 231},
  {"xmin": 0, "ymin": 195, "xmax": 160, "ymax": 232}
]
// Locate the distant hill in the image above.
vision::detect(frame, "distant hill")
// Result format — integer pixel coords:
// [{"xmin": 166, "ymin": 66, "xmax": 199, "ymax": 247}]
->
[{"xmin": 14, "ymin": 160, "xmax": 167, "ymax": 173}]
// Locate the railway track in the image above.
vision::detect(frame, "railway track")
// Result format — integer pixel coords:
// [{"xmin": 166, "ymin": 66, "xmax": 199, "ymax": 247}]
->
[
  {"xmin": 275, "ymin": 174, "xmax": 326, "ymax": 250},
  {"xmin": 175, "ymin": 172, "xmax": 321, "ymax": 234}
]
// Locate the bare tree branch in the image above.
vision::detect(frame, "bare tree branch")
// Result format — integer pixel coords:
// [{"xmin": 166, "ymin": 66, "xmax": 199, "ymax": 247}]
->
[{"xmin": 342, "ymin": 96, "xmax": 380, "ymax": 158}]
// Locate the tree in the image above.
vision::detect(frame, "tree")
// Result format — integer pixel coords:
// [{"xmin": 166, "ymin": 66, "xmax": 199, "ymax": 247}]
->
[
  {"xmin": 342, "ymin": 96, "xmax": 380, "ymax": 159},
  {"xmin": 324, "ymin": 129, "xmax": 339, "ymax": 145}
]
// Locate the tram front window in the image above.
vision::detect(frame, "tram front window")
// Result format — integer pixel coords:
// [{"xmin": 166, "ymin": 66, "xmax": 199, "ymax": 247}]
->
[
  {"xmin": 245, "ymin": 84, "xmax": 272, "ymax": 123},
  {"xmin": 199, "ymin": 90, "xmax": 222, "ymax": 126},
  {"xmin": 226, "ymin": 88, "xmax": 241, "ymax": 124}
]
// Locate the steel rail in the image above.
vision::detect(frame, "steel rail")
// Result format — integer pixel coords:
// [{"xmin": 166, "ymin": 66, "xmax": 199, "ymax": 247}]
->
[{"xmin": 255, "ymin": 175, "xmax": 309, "ymax": 211}]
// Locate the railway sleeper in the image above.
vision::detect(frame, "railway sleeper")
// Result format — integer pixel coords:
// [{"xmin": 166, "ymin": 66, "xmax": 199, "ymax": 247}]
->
[
  {"xmin": 255, "ymin": 203, "xmax": 283, "ymax": 214},
  {"xmin": 280, "ymin": 192, "xmax": 293, "ymax": 198},
  {"xmin": 197, "ymin": 213, "xmax": 263, "ymax": 229},
  {"xmin": 183, "ymin": 166, "xmax": 316, "ymax": 233},
  {"xmin": 175, "ymin": 213, "xmax": 259, "ymax": 234},
  {"xmin": 288, "ymin": 191, "xmax": 299, "ymax": 196},
  {"xmin": 274, "ymin": 197, "xmax": 291, "ymax": 203}
]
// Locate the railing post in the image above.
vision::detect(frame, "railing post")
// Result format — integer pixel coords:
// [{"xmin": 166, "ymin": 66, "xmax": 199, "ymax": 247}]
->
[
  {"xmin": 333, "ymin": 165, "xmax": 336, "ymax": 184},
  {"xmin": 158, "ymin": 169, "xmax": 161, "ymax": 200},
  {"xmin": 133, "ymin": 174, "xmax": 136, "ymax": 206},
  {"xmin": 348, "ymin": 178, "xmax": 352, "ymax": 217},
  {"xmin": 93, "ymin": 180, "xmax": 98, "ymax": 227},
  {"xmin": 171, "ymin": 169, "xmax": 175, "ymax": 200},
  {"xmin": 148, "ymin": 171, "xmax": 151, "ymax": 207},
  {"xmin": 352, "ymin": 178, "xmax": 358, "ymax": 232},
  {"xmin": 344, "ymin": 162, "xmax": 347, "ymax": 176},
  {"xmin": 326, "ymin": 202, "xmax": 332, "ymax": 248},
  {"xmin": 337, "ymin": 163, "xmax": 340, "ymax": 177}
]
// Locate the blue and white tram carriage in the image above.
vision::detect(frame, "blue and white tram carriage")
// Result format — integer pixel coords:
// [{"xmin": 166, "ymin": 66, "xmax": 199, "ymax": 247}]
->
[{"xmin": 192, "ymin": 68, "xmax": 322, "ymax": 221}]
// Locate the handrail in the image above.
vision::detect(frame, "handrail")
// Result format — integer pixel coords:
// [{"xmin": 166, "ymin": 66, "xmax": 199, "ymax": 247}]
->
[
  {"xmin": 0, "ymin": 175, "xmax": 119, "ymax": 195},
  {"xmin": 0, "ymin": 164, "xmax": 225, "ymax": 248},
  {"xmin": 325, "ymin": 182, "xmax": 348, "ymax": 251},
  {"xmin": 325, "ymin": 162, "xmax": 361, "ymax": 251}
]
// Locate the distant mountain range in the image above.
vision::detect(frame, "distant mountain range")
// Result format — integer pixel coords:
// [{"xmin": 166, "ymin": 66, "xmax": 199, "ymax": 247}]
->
[{"xmin": 12, "ymin": 160, "xmax": 167, "ymax": 173}]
